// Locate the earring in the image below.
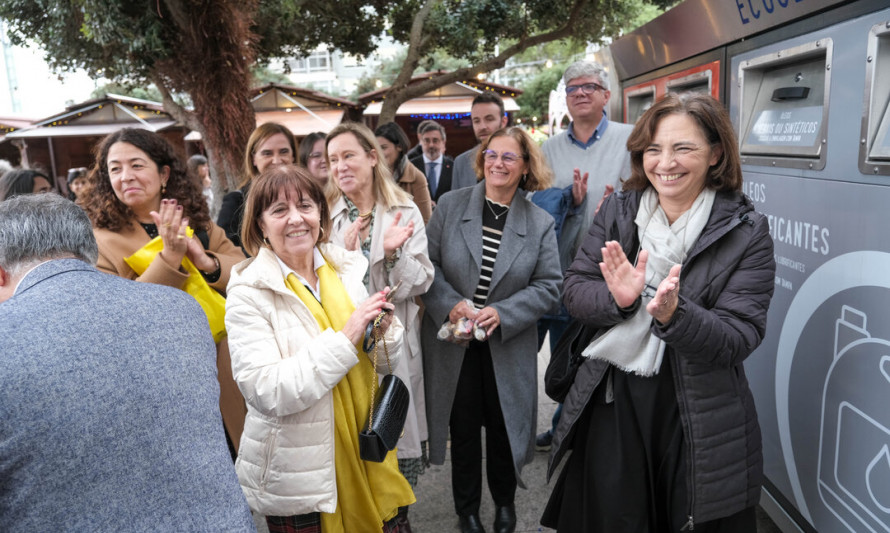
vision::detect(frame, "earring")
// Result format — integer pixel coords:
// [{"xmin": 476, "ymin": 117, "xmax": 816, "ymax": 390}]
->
[
  {"xmin": 318, "ymin": 226, "xmax": 325, "ymax": 239},
  {"xmin": 263, "ymin": 236, "xmax": 271, "ymax": 247},
  {"xmin": 161, "ymin": 183, "xmax": 167, "ymax": 195}
]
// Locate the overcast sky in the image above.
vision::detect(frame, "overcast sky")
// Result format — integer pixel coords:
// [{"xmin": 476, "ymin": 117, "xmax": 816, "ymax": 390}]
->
[{"xmin": 0, "ymin": 40, "xmax": 98, "ymax": 119}]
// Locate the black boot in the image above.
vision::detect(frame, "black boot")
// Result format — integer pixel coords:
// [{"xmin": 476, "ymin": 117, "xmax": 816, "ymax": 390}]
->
[
  {"xmin": 396, "ymin": 506, "xmax": 413, "ymax": 533},
  {"xmin": 493, "ymin": 504, "xmax": 516, "ymax": 533},
  {"xmin": 459, "ymin": 513, "xmax": 485, "ymax": 533}
]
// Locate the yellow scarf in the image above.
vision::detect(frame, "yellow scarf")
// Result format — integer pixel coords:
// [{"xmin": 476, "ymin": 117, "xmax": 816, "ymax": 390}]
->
[
  {"xmin": 124, "ymin": 228, "xmax": 226, "ymax": 342},
  {"xmin": 284, "ymin": 260, "xmax": 414, "ymax": 532}
]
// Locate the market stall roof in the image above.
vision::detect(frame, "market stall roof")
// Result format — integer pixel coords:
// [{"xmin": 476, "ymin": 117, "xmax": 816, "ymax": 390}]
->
[
  {"xmin": 251, "ymin": 83, "xmax": 356, "ymax": 134},
  {"xmin": 6, "ymin": 94, "xmax": 179, "ymax": 139},
  {"xmin": 250, "ymin": 83, "xmax": 358, "ymax": 111},
  {"xmin": 185, "ymin": 84, "xmax": 357, "ymax": 141},
  {"xmin": 359, "ymin": 73, "xmax": 521, "ymax": 117},
  {"xmin": 0, "ymin": 115, "xmax": 36, "ymax": 133}
]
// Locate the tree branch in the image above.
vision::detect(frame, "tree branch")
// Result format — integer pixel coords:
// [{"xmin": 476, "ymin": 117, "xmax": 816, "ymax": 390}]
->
[
  {"xmin": 150, "ymin": 71, "xmax": 199, "ymax": 131},
  {"xmin": 379, "ymin": 0, "xmax": 437, "ymax": 121},
  {"xmin": 380, "ymin": 0, "xmax": 588, "ymax": 121}
]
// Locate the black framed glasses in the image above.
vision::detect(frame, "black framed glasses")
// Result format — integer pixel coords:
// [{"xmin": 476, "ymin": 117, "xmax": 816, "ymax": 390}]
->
[{"xmin": 565, "ymin": 82, "xmax": 607, "ymax": 96}]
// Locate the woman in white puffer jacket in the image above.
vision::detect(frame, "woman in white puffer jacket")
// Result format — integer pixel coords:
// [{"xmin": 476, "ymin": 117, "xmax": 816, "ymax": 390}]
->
[{"xmin": 225, "ymin": 165, "xmax": 414, "ymax": 533}]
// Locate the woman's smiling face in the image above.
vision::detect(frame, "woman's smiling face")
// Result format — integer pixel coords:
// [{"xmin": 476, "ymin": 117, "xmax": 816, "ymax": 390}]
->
[
  {"xmin": 327, "ymin": 132, "xmax": 377, "ymax": 199},
  {"xmin": 643, "ymin": 112, "xmax": 720, "ymax": 218},
  {"xmin": 259, "ymin": 187, "xmax": 321, "ymax": 267},
  {"xmin": 483, "ymin": 136, "xmax": 527, "ymax": 197}
]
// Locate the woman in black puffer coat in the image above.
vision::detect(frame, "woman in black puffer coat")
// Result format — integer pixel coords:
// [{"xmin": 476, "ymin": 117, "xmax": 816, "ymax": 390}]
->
[{"xmin": 542, "ymin": 93, "xmax": 776, "ymax": 533}]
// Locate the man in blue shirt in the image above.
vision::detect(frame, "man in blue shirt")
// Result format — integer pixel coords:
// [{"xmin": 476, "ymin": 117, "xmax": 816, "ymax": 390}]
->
[{"xmin": 537, "ymin": 61, "xmax": 634, "ymax": 451}]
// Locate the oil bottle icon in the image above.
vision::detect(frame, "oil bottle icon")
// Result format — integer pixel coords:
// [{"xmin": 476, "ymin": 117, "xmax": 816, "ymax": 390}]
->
[{"xmin": 817, "ymin": 305, "xmax": 890, "ymax": 532}]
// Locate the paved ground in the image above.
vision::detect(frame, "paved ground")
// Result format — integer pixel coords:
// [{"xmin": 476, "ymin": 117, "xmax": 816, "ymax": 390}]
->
[{"xmin": 253, "ymin": 340, "xmax": 783, "ymax": 533}]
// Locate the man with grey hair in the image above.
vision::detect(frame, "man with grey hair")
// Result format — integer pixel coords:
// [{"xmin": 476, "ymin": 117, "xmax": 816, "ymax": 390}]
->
[
  {"xmin": 410, "ymin": 119, "xmax": 454, "ymax": 201},
  {"xmin": 542, "ymin": 60, "xmax": 633, "ymax": 244},
  {"xmin": 0, "ymin": 194, "xmax": 255, "ymax": 531},
  {"xmin": 536, "ymin": 60, "xmax": 634, "ymax": 451}
]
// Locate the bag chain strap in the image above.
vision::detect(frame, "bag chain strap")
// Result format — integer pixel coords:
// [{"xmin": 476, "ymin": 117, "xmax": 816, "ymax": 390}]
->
[{"xmin": 366, "ymin": 312, "xmax": 393, "ymax": 427}]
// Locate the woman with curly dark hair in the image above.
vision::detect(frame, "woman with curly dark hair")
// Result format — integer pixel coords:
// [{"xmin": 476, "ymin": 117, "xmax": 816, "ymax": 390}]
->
[{"xmin": 82, "ymin": 127, "xmax": 248, "ymax": 452}]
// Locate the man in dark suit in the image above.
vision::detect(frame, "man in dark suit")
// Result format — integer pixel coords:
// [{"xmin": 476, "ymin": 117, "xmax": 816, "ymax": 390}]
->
[
  {"xmin": 0, "ymin": 194, "xmax": 255, "ymax": 532},
  {"xmin": 410, "ymin": 119, "xmax": 454, "ymax": 202}
]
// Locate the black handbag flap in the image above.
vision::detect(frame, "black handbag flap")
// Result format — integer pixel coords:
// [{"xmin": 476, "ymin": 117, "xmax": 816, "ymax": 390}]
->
[{"xmin": 544, "ymin": 319, "xmax": 598, "ymax": 403}]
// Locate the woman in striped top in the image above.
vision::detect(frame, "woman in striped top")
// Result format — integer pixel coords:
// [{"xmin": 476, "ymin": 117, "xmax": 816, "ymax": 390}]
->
[{"xmin": 421, "ymin": 127, "xmax": 562, "ymax": 533}]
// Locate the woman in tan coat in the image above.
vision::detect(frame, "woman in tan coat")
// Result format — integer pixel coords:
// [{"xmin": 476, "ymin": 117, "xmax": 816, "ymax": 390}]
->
[
  {"xmin": 375, "ymin": 122, "xmax": 432, "ymax": 223},
  {"xmin": 81, "ymin": 128, "xmax": 247, "ymax": 452}
]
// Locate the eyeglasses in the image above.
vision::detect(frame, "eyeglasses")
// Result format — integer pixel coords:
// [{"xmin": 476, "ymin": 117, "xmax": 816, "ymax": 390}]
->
[
  {"xmin": 483, "ymin": 150, "xmax": 523, "ymax": 166},
  {"xmin": 565, "ymin": 82, "xmax": 607, "ymax": 96},
  {"xmin": 308, "ymin": 152, "xmax": 324, "ymax": 159}
]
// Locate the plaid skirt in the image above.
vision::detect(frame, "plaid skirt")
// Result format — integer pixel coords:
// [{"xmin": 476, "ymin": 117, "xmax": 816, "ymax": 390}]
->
[{"xmin": 266, "ymin": 512, "xmax": 402, "ymax": 533}]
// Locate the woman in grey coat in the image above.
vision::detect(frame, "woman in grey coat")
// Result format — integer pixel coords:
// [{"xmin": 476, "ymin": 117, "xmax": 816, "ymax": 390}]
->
[
  {"xmin": 542, "ymin": 93, "xmax": 776, "ymax": 532},
  {"xmin": 422, "ymin": 127, "xmax": 562, "ymax": 533}
]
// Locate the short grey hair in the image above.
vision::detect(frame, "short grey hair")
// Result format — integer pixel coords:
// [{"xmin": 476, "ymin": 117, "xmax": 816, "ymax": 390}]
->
[
  {"xmin": 417, "ymin": 119, "xmax": 446, "ymax": 140},
  {"xmin": 563, "ymin": 60, "xmax": 611, "ymax": 91},
  {"xmin": 0, "ymin": 194, "xmax": 98, "ymax": 276}
]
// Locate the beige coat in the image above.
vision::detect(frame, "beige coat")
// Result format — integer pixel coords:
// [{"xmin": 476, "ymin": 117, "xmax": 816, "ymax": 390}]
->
[
  {"xmin": 225, "ymin": 244, "xmax": 404, "ymax": 516},
  {"xmin": 330, "ymin": 196, "xmax": 434, "ymax": 459},
  {"xmin": 93, "ymin": 221, "xmax": 244, "ymax": 292},
  {"xmin": 394, "ymin": 158, "xmax": 432, "ymax": 224},
  {"xmin": 93, "ymin": 221, "xmax": 248, "ymax": 450}
]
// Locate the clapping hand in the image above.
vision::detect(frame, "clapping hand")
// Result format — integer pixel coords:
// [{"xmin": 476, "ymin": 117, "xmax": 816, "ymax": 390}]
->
[
  {"xmin": 646, "ymin": 264, "xmax": 681, "ymax": 324},
  {"xmin": 383, "ymin": 212, "xmax": 414, "ymax": 257},
  {"xmin": 151, "ymin": 199, "xmax": 189, "ymax": 270},
  {"xmin": 594, "ymin": 184, "xmax": 615, "ymax": 216},
  {"xmin": 599, "ymin": 240, "xmax": 648, "ymax": 309},
  {"xmin": 572, "ymin": 168, "xmax": 589, "ymax": 207},
  {"xmin": 150, "ymin": 199, "xmax": 217, "ymax": 273},
  {"xmin": 343, "ymin": 216, "xmax": 370, "ymax": 251}
]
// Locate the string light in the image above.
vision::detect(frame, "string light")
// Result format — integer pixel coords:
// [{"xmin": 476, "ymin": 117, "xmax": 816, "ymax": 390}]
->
[{"xmin": 408, "ymin": 112, "xmax": 471, "ymax": 120}]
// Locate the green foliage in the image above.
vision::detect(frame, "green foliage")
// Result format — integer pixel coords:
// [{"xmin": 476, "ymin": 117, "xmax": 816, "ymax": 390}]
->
[
  {"xmin": 514, "ymin": 63, "xmax": 566, "ymax": 123},
  {"xmin": 509, "ymin": 39, "xmax": 587, "ymax": 69},
  {"xmin": 251, "ymin": 65, "xmax": 291, "ymax": 87},
  {"xmin": 0, "ymin": 1, "xmax": 169, "ymax": 81},
  {"xmin": 351, "ymin": 48, "xmax": 471, "ymax": 99},
  {"xmin": 253, "ymin": 0, "xmax": 392, "ymax": 62},
  {"xmin": 90, "ymin": 83, "xmax": 165, "ymax": 103}
]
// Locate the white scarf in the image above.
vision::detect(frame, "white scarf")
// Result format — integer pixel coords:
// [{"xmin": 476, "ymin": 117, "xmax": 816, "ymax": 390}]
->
[{"xmin": 581, "ymin": 187, "xmax": 716, "ymax": 376}]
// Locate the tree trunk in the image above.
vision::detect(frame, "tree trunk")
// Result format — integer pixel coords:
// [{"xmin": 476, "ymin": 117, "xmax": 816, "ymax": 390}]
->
[{"xmin": 155, "ymin": 0, "xmax": 258, "ymax": 200}]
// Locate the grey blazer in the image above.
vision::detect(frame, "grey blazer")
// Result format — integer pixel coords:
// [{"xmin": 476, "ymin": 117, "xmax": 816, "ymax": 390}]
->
[
  {"xmin": 421, "ymin": 182, "xmax": 562, "ymax": 485},
  {"xmin": 451, "ymin": 146, "xmax": 481, "ymax": 192},
  {"xmin": 0, "ymin": 259, "xmax": 254, "ymax": 531}
]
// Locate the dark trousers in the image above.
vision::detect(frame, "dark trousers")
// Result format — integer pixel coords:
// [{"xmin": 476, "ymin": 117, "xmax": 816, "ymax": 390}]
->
[
  {"xmin": 537, "ymin": 315, "xmax": 570, "ymax": 435},
  {"xmin": 450, "ymin": 341, "xmax": 517, "ymax": 516}
]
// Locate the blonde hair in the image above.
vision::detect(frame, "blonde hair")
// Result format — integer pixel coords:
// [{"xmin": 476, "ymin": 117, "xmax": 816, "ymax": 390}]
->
[{"xmin": 324, "ymin": 122, "xmax": 412, "ymax": 209}]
